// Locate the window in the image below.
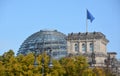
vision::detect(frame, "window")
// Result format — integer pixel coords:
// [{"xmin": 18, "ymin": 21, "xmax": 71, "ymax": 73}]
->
[
  {"xmin": 75, "ymin": 44, "xmax": 79, "ymax": 52},
  {"xmin": 90, "ymin": 43, "xmax": 94, "ymax": 51},
  {"xmin": 82, "ymin": 43, "xmax": 86, "ymax": 53}
]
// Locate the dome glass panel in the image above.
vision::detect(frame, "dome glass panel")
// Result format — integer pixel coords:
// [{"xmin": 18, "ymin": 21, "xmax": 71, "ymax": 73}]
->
[{"xmin": 18, "ymin": 29, "xmax": 67, "ymax": 59}]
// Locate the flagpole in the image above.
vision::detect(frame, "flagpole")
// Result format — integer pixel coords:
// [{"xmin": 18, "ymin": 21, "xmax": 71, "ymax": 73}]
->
[
  {"xmin": 86, "ymin": 16, "xmax": 88, "ymax": 33},
  {"xmin": 86, "ymin": 9, "xmax": 88, "ymax": 33}
]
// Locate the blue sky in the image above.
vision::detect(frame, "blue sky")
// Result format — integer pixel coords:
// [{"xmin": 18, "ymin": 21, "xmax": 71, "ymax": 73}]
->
[{"xmin": 0, "ymin": 0, "xmax": 120, "ymax": 58}]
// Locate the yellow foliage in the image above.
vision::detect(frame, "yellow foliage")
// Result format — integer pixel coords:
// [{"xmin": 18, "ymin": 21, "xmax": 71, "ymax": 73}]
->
[
  {"xmin": 0, "ymin": 50, "xmax": 111, "ymax": 76},
  {"xmin": 93, "ymin": 67, "xmax": 106, "ymax": 76}
]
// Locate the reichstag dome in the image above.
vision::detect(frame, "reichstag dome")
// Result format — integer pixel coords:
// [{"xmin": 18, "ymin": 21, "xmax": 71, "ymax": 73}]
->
[{"xmin": 18, "ymin": 29, "xmax": 67, "ymax": 59}]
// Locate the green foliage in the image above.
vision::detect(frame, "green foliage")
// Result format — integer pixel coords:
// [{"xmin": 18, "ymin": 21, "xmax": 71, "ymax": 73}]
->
[{"xmin": 0, "ymin": 50, "xmax": 113, "ymax": 76}]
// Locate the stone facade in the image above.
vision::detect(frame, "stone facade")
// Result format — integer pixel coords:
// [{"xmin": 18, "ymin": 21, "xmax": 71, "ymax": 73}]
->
[{"xmin": 67, "ymin": 32, "xmax": 109, "ymax": 66}]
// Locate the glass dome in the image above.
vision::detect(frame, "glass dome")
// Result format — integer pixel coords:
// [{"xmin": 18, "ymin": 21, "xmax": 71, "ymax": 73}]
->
[{"xmin": 17, "ymin": 29, "xmax": 67, "ymax": 59}]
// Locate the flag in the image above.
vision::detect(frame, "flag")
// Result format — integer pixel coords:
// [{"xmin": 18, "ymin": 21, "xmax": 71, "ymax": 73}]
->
[{"xmin": 87, "ymin": 9, "xmax": 95, "ymax": 22}]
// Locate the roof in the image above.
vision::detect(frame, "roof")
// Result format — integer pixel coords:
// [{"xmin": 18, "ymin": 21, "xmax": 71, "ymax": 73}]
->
[
  {"xmin": 107, "ymin": 52, "xmax": 117, "ymax": 55},
  {"xmin": 67, "ymin": 32, "xmax": 109, "ymax": 42}
]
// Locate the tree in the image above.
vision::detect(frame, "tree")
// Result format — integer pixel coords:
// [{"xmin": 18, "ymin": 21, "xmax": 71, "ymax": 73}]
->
[
  {"xmin": 0, "ymin": 50, "xmax": 114, "ymax": 76},
  {"xmin": 59, "ymin": 55, "xmax": 94, "ymax": 76},
  {"xmin": 93, "ymin": 67, "xmax": 105, "ymax": 76}
]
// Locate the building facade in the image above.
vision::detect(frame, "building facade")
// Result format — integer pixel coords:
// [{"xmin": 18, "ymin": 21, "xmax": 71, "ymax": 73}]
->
[
  {"xmin": 18, "ymin": 29, "xmax": 118, "ymax": 66},
  {"xmin": 67, "ymin": 32, "xmax": 109, "ymax": 66}
]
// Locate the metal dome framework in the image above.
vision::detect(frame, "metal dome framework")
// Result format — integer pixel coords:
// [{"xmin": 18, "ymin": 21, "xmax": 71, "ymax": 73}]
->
[{"xmin": 18, "ymin": 30, "xmax": 67, "ymax": 59}]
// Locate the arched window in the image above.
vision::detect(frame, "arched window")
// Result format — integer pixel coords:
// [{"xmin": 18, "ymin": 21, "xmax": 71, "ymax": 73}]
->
[
  {"xmin": 75, "ymin": 43, "xmax": 79, "ymax": 52},
  {"xmin": 90, "ymin": 43, "xmax": 94, "ymax": 51},
  {"xmin": 82, "ymin": 43, "xmax": 86, "ymax": 53}
]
